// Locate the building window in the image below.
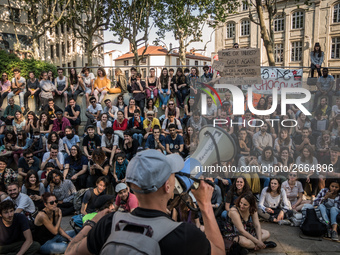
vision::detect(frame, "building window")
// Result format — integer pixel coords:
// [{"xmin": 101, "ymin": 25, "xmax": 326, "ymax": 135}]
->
[
  {"xmin": 50, "ymin": 45, "xmax": 54, "ymax": 59},
  {"xmin": 274, "ymin": 14, "xmax": 285, "ymax": 32},
  {"xmin": 242, "ymin": 2, "xmax": 248, "ymax": 11},
  {"xmin": 73, "ymin": 61, "xmax": 76, "ymax": 67},
  {"xmin": 133, "ymin": 59, "xmax": 136, "ymax": 64},
  {"xmin": 292, "ymin": 11, "xmax": 304, "ymax": 29},
  {"xmin": 141, "ymin": 57, "xmax": 146, "ymax": 64},
  {"xmin": 142, "ymin": 68, "xmax": 146, "ymax": 78},
  {"xmin": 291, "ymin": 41, "xmax": 303, "ymax": 62},
  {"xmin": 186, "ymin": 59, "xmax": 190, "ymax": 66},
  {"xmin": 241, "ymin": 20, "xmax": 250, "ymax": 36},
  {"xmin": 331, "ymin": 37, "xmax": 340, "ymax": 59},
  {"xmin": 27, "ymin": 11, "xmax": 37, "ymax": 24},
  {"xmin": 84, "ymin": 42, "xmax": 88, "ymax": 53},
  {"xmin": 176, "ymin": 58, "xmax": 180, "ymax": 66},
  {"xmin": 226, "ymin": 23, "xmax": 235, "ymax": 38},
  {"xmin": 61, "ymin": 23, "xmax": 64, "ymax": 34},
  {"xmin": 124, "ymin": 60, "xmax": 129, "ymax": 66},
  {"xmin": 72, "ymin": 39, "xmax": 76, "ymax": 53},
  {"xmin": 274, "ymin": 43, "xmax": 284, "ymax": 63},
  {"xmin": 55, "ymin": 25, "xmax": 59, "ymax": 35},
  {"xmin": 195, "ymin": 60, "xmax": 199, "ymax": 66},
  {"xmin": 334, "ymin": 3, "xmax": 340, "ymax": 23},
  {"xmin": 9, "ymin": 8, "xmax": 20, "ymax": 22},
  {"xmin": 62, "ymin": 42, "xmax": 65, "ymax": 56},
  {"xmin": 56, "ymin": 44, "xmax": 60, "ymax": 58},
  {"xmin": 203, "ymin": 62, "xmax": 207, "ymax": 66}
]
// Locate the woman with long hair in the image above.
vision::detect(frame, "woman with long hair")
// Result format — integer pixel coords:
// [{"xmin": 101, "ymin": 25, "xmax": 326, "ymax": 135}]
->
[
  {"xmin": 157, "ymin": 68, "xmax": 171, "ymax": 110},
  {"xmin": 174, "ymin": 68, "xmax": 188, "ymax": 107},
  {"xmin": 236, "ymin": 127, "xmax": 253, "ymax": 158},
  {"xmin": 258, "ymin": 178, "xmax": 292, "ymax": 222},
  {"xmin": 97, "ymin": 113, "xmax": 112, "ymax": 136},
  {"xmin": 113, "ymin": 110, "xmax": 128, "ymax": 139},
  {"xmin": 86, "ymin": 148, "xmax": 111, "ymax": 187},
  {"xmin": 165, "ymin": 99, "xmax": 180, "ymax": 119},
  {"xmin": 144, "ymin": 98, "xmax": 158, "ymax": 119},
  {"xmin": 22, "ymin": 170, "xmax": 45, "ymax": 210},
  {"xmin": 274, "ymin": 128, "xmax": 293, "ymax": 156},
  {"xmin": 79, "ymin": 67, "xmax": 95, "ymax": 108},
  {"xmin": 12, "ymin": 131, "xmax": 32, "ymax": 166},
  {"xmin": 295, "ymin": 111, "xmax": 312, "ymax": 135},
  {"xmin": 222, "ymin": 177, "xmax": 251, "ymax": 219},
  {"xmin": 110, "ymin": 68, "xmax": 127, "ymax": 94},
  {"xmin": 0, "ymin": 72, "xmax": 11, "ymax": 110},
  {"xmin": 124, "ymin": 98, "xmax": 140, "ymax": 120},
  {"xmin": 47, "ymin": 70, "xmax": 54, "ymax": 82},
  {"xmin": 182, "ymin": 97, "xmax": 196, "ymax": 127},
  {"xmin": 94, "ymin": 67, "xmax": 110, "ymax": 103},
  {"xmin": 295, "ymin": 145, "xmax": 319, "ymax": 198},
  {"xmin": 116, "ymin": 94, "xmax": 126, "ymax": 112},
  {"xmin": 39, "ymin": 112, "xmax": 53, "ymax": 138},
  {"xmin": 34, "ymin": 192, "xmax": 76, "ymax": 254},
  {"xmin": 145, "ymin": 68, "xmax": 158, "ymax": 102},
  {"xmin": 169, "ymin": 193, "xmax": 203, "ymax": 231},
  {"xmin": 67, "ymin": 68, "xmax": 82, "ymax": 101},
  {"xmin": 310, "ymin": 42, "xmax": 324, "ymax": 77},
  {"xmin": 276, "ymin": 147, "xmax": 294, "ymax": 179},
  {"xmin": 12, "ymin": 110, "xmax": 26, "ymax": 134},
  {"xmin": 183, "ymin": 126, "xmax": 198, "ymax": 157},
  {"xmin": 64, "ymin": 145, "xmax": 88, "ymax": 189},
  {"xmin": 225, "ymin": 193, "xmax": 273, "ymax": 250},
  {"xmin": 258, "ymin": 146, "xmax": 279, "ymax": 183},
  {"xmin": 25, "ymin": 111, "xmax": 39, "ymax": 138},
  {"xmin": 46, "ymin": 131, "xmax": 64, "ymax": 152}
]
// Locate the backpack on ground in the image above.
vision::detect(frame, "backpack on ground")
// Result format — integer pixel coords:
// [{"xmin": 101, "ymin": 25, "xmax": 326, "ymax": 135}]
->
[
  {"xmin": 73, "ymin": 188, "xmax": 90, "ymax": 212},
  {"xmin": 100, "ymin": 211, "xmax": 182, "ymax": 255},
  {"xmin": 300, "ymin": 208, "xmax": 328, "ymax": 237}
]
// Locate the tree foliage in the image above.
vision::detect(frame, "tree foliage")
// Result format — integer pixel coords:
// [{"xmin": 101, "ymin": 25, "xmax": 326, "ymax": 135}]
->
[
  {"xmin": 67, "ymin": 0, "xmax": 113, "ymax": 66},
  {"xmin": 0, "ymin": 50, "xmax": 57, "ymax": 80},
  {"xmin": 154, "ymin": 0, "xmax": 239, "ymax": 65},
  {"xmin": 109, "ymin": 0, "xmax": 155, "ymax": 68}
]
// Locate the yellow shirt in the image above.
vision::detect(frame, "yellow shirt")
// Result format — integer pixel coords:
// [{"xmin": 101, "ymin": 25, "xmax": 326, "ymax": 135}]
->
[
  {"xmin": 94, "ymin": 76, "xmax": 110, "ymax": 90},
  {"xmin": 143, "ymin": 118, "xmax": 161, "ymax": 131}
]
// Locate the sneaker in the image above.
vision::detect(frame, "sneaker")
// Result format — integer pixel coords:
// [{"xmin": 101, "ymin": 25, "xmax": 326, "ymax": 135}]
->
[
  {"xmin": 327, "ymin": 228, "xmax": 332, "ymax": 238},
  {"xmin": 331, "ymin": 230, "xmax": 339, "ymax": 241},
  {"xmin": 278, "ymin": 219, "xmax": 291, "ymax": 225}
]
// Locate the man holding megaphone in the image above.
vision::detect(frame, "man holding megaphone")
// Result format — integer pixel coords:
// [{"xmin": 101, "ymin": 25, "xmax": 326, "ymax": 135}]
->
[{"xmin": 65, "ymin": 150, "xmax": 225, "ymax": 255}]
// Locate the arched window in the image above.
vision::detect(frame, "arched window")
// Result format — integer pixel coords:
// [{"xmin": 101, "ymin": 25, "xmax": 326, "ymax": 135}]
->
[
  {"xmin": 334, "ymin": 3, "xmax": 340, "ymax": 23},
  {"xmin": 292, "ymin": 11, "xmax": 304, "ymax": 29},
  {"xmin": 241, "ymin": 20, "xmax": 250, "ymax": 36},
  {"xmin": 226, "ymin": 23, "xmax": 235, "ymax": 38}
]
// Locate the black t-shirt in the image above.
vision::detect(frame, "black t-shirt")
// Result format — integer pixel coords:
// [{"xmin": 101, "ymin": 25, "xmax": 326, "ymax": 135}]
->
[
  {"xmin": 26, "ymin": 78, "xmax": 40, "ymax": 89},
  {"xmin": 87, "ymin": 208, "xmax": 211, "ymax": 255},
  {"xmin": 294, "ymin": 135, "xmax": 316, "ymax": 147},
  {"xmin": 321, "ymin": 156, "xmax": 340, "ymax": 175},
  {"xmin": 43, "ymin": 105, "xmax": 62, "ymax": 120},
  {"xmin": 123, "ymin": 139, "xmax": 139, "ymax": 160},
  {"xmin": 65, "ymin": 105, "xmax": 81, "ymax": 121},
  {"xmin": 82, "ymin": 134, "xmax": 101, "ymax": 155},
  {"xmin": 0, "ymin": 213, "xmax": 30, "ymax": 245}
]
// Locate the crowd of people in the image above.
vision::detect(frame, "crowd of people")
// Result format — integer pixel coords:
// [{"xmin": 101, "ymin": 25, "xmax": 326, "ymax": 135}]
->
[{"xmin": 0, "ymin": 60, "xmax": 339, "ymax": 255}]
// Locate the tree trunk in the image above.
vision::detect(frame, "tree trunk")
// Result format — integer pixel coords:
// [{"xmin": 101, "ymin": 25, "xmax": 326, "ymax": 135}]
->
[
  {"xmin": 32, "ymin": 37, "xmax": 40, "ymax": 59},
  {"xmin": 87, "ymin": 36, "xmax": 93, "ymax": 67},
  {"xmin": 178, "ymin": 37, "xmax": 186, "ymax": 66},
  {"xmin": 256, "ymin": 0, "xmax": 275, "ymax": 66}
]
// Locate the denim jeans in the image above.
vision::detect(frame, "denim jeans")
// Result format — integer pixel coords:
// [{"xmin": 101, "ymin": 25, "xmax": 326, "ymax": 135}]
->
[
  {"xmin": 39, "ymin": 230, "xmax": 76, "ymax": 254},
  {"xmin": 318, "ymin": 204, "xmax": 340, "ymax": 225},
  {"xmin": 133, "ymin": 133, "xmax": 143, "ymax": 146},
  {"xmin": 8, "ymin": 90, "xmax": 26, "ymax": 107},
  {"xmin": 159, "ymin": 89, "xmax": 170, "ymax": 106}
]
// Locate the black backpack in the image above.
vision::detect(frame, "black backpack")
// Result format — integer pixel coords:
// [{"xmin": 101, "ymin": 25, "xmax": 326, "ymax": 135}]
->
[{"xmin": 300, "ymin": 208, "xmax": 328, "ymax": 237}]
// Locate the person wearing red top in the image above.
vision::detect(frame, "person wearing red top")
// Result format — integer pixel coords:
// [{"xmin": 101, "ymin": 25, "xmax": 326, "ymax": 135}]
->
[
  {"xmin": 52, "ymin": 109, "xmax": 71, "ymax": 138},
  {"xmin": 112, "ymin": 110, "xmax": 128, "ymax": 139},
  {"xmin": 114, "ymin": 183, "xmax": 138, "ymax": 212}
]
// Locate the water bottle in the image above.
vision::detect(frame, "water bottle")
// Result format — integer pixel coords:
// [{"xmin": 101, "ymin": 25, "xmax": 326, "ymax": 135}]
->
[{"xmin": 151, "ymin": 91, "xmax": 154, "ymax": 99}]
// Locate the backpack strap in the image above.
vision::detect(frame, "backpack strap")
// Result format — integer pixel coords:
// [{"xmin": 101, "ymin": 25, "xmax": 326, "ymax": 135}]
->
[
  {"xmin": 101, "ymin": 211, "xmax": 182, "ymax": 254},
  {"xmin": 314, "ymin": 208, "xmax": 328, "ymax": 225}
]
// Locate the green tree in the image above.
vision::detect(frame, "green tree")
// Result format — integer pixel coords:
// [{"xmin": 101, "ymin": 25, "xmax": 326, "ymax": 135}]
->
[
  {"xmin": 154, "ymin": 0, "xmax": 239, "ymax": 66},
  {"xmin": 109, "ymin": 0, "xmax": 155, "ymax": 68},
  {"xmin": 20, "ymin": 0, "xmax": 71, "ymax": 59},
  {"xmin": 67, "ymin": 0, "xmax": 113, "ymax": 67}
]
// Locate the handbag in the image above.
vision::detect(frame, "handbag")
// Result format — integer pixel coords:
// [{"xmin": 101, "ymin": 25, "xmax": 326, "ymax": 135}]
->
[{"xmin": 12, "ymin": 88, "xmax": 23, "ymax": 95}]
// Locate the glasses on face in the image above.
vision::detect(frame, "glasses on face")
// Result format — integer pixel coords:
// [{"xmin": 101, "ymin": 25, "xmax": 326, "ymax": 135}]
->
[
  {"xmin": 25, "ymin": 156, "xmax": 33, "ymax": 159},
  {"xmin": 2, "ymin": 75, "xmax": 7, "ymax": 77},
  {"xmin": 169, "ymin": 103, "xmax": 174, "ymax": 105},
  {"xmin": 90, "ymin": 101, "xmax": 96, "ymax": 103},
  {"xmin": 48, "ymin": 200, "xmax": 58, "ymax": 205},
  {"xmin": 289, "ymin": 174, "xmax": 297, "ymax": 177}
]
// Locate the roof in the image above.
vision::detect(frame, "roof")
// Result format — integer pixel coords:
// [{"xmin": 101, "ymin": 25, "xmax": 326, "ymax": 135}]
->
[
  {"xmin": 114, "ymin": 45, "xmax": 211, "ymax": 61},
  {"xmin": 115, "ymin": 46, "xmax": 168, "ymax": 60}
]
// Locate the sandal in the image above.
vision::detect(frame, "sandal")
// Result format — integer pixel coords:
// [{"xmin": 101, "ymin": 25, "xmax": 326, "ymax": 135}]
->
[{"xmin": 264, "ymin": 241, "xmax": 277, "ymax": 248}]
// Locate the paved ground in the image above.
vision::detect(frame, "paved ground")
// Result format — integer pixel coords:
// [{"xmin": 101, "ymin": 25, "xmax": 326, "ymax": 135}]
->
[{"xmin": 60, "ymin": 216, "xmax": 340, "ymax": 254}]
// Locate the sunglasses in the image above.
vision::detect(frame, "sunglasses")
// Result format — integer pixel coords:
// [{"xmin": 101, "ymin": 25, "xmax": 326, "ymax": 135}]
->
[
  {"xmin": 90, "ymin": 101, "xmax": 96, "ymax": 103},
  {"xmin": 25, "ymin": 156, "xmax": 33, "ymax": 159},
  {"xmin": 48, "ymin": 200, "xmax": 58, "ymax": 205},
  {"xmin": 289, "ymin": 174, "xmax": 297, "ymax": 177},
  {"xmin": 169, "ymin": 103, "xmax": 174, "ymax": 105}
]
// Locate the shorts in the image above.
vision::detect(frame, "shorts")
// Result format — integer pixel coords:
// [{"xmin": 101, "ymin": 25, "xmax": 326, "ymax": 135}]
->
[{"xmin": 85, "ymin": 87, "xmax": 92, "ymax": 94}]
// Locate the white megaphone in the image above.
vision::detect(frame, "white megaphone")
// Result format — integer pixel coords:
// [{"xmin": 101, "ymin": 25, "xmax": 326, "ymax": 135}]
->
[{"xmin": 175, "ymin": 125, "xmax": 236, "ymax": 194}]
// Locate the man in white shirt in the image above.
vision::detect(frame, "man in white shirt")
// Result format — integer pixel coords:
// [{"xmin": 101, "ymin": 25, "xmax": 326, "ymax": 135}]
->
[
  {"xmin": 85, "ymin": 97, "xmax": 103, "ymax": 132},
  {"xmin": 5, "ymin": 183, "xmax": 35, "ymax": 214},
  {"xmin": 202, "ymin": 96, "xmax": 217, "ymax": 124},
  {"xmin": 104, "ymin": 99, "xmax": 118, "ymax": 122},
  {"xmin": 41, "ymin": 144, "xmax": 65, "ymax": 171}
]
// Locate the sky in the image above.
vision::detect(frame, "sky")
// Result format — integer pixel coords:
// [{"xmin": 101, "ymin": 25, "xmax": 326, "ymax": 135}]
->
[{"xmin": 103, "ymin": 24, "xmax": 215, "ymax": 57}]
